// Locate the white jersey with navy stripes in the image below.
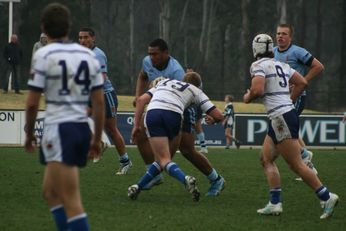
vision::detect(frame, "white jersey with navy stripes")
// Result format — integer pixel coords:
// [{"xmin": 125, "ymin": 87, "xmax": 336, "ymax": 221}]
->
[
  {"xmin": 146, "ymin": 79, "xmax": 215, "ymax": 115},
  {"xmin": 28, "ymin": 42, "xmax": 104, "ymax": 124},
  {"xmin": 250, "ymin": 57, "xmax": 295, "ymax": 119}
]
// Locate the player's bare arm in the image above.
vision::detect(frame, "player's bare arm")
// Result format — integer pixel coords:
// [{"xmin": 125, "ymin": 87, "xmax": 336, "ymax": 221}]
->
[
  {"xmin": 133, "ymin": 70, "xmax": 149, "ymax": 107},
  {"xmin": 205, "ymin": 108, "xmax": 224, "ymax": 124},
  {"xmin": 89, "ymin": 88, "xmax": 105, "ymax": 159},
  {"xmin": 304, "ymin": 58, "xmax": 324, "ymax": 83},
  {"xmin": 131, "ymin": 93, "xmax": 152, "ymax": 143},
  {"xmin": 24, "ymin": 90, "xmax": 41, "ymax": 152},
  {"xmin": 243, "ymin": 76, "xmax": 265, "ymax": 103},
  {"xmin": 289, "ymin": 72, "xmax": 308, "ymax": 103}
]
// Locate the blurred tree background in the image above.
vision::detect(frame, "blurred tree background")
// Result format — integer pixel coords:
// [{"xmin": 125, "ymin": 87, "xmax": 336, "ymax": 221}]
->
[{"xmin": 0, "ymin": 0, "xmax": 345, "ymax": 112}]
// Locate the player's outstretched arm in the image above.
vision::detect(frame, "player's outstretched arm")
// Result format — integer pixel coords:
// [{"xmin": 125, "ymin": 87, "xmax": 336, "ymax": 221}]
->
[
  {"xmin": 131, "ymin": 93, "xmax": 151, "ymax": 144},
  {"xmin": 205, "ymin": 107, "xmax": 224, "ymax": 124}
]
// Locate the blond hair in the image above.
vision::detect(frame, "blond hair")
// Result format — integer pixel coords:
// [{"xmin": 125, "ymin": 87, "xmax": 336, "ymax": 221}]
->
[
  {"xmin": 183, "ymin": 72, "xmax": 202, "ymax": 88},
  {"xmin": 149, "ymin": 76, "xmax": 166, "ymax": 88}
]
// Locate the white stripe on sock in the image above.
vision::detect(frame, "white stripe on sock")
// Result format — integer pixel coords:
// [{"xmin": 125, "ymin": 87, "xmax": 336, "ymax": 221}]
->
[
  {"xmin": 67, "ymin": 213, "xmax": 87, "ymax": 223},
  {"xmin": 50, "ymin": 204, "xmax": 64, "ymax": 212}
]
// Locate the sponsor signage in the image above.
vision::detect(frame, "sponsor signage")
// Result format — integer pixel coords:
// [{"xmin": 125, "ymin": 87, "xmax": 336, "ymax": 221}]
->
[
  {"xmin": 0, "ymin": 110, "xmax": 344, "ymax": 148},
  {"xmin": 235, "ymin": 114, "xmax": 346, "ymax": 147},
  {"xmin": 0, "ymin": 111, "xmax": 21, "ymax": 144}
]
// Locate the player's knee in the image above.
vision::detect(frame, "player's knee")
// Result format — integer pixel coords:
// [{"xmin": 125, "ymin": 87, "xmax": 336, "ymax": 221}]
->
[
  {"xmin": 259, "ymin": 151, "xmax": 269, "ymax": 167},
  {"xmin": 42, "ymin": 188, "xmax": 57, "ymax": 202},
  {"xmin": 179, "ymin": 148, "xmax": 191, "ymax": 158},
  {"xmin": 104, "ymin": 124, "xmax": 116, "ymax": 135}
]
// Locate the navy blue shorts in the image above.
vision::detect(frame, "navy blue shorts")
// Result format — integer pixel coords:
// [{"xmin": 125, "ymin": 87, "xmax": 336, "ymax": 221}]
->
[
  {"xmin": 104, "ymin": 90, "xmax": 118, "ymax": 118},
  {"xmin": 294, "ymin": 95, "xmax": 306, "ymax": 116},
  {"xmin": 268, "ymin": 109, "xmax": 299, "ymax": 144},
  {"xmin": 145, "ymin": 109, "xmax": 182, "ymax": 140},
  {"xmin": 40, "ymin": 122, "xmax": 91, "ymax": 167},
  {"xmin": 88, "ymin": 90, "xmax": 118, "ymax": 118},
  {"xmin": 182, "ymin": 106, "xmax": 196, "ymax": 133}
]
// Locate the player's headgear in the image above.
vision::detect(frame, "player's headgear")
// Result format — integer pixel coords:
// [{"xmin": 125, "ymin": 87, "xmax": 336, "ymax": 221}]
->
[
  {"xmin": 150, "ymin": 76, "xmax": 167, "ymax": 88},
  {"xmin": 252, "ymin": 34, "xmax": 273, "ymax": 58}
]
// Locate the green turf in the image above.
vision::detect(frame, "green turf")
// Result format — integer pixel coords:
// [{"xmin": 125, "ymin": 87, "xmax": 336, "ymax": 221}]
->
[{"xmin": 0, "ymin": 147, "xmax": 345, "ymax": 230}]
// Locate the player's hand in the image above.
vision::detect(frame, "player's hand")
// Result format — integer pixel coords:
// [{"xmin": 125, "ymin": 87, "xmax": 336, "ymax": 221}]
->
[
  {"xmin": 24, "ymin": 134, "xmax": 36, "ymax": 153},
  {"xmin": 88, "ymin": 140, "xmax": 101, "ymax": 160},
  {"xmin": 131, "ymin": 126, "xmax": 141, "ymax": 144},
  {"xmin": 243, "ymin": 89, "xmax": 251, "ymax": 104},
  {"xmin": 205, "ymin": 115, "xmax": 215, "ymax": 124}
]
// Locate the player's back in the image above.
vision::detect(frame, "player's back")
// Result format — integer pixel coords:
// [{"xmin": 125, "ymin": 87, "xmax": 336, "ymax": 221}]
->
[
  {"xmin": 250, "ymin": 58, "xmax": 295, "ymax": 118},
  {"xmin": 29, "ymin": 43, "xmax": 103, "ymax": 124},
  {"xmin": 147, "ymin": 79, "xmax": 213, "ymax": 115}
]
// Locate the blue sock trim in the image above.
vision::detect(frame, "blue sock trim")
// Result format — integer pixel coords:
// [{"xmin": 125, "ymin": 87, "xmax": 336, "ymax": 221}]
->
[
  {"xmin": 207, "ymin": 169, "xmax": 218, "ymax": 182},
  {"xmin": 119, "ymin": 153, "xmax": 129, "ymax": 162},
  {"xmin": 300, "ymin": 148, "xmax": 308, "ymax": 159},
  {"xmin": 67, "ymin": 213, "xmax": 89, "ymax": 231},
  {"xmin": 138, "ymin": 162, "xmax": 162, "ymax": 189},
  {"xmin": 315, "ymin": 186, "xmax": 330, "ymax": 201},
  {"xmin": 197, "ymin": 132, "xmax": 206, "ymax": 147},
  {"xmin": 50, "ymin": 204, "xmax": 68, "ymax": 231},
  {"xmin": 165, "ymin": 162, "xmax": 186, "ymax": 184},
  {"xmin": 269, "ymin": 187, "xmax": 282, "ymax": 204}
]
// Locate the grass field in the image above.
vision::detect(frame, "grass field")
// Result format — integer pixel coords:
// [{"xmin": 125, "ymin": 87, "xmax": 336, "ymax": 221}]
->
[{"xmin": 0, "ymin": 147, "xmax": 345, "ymax": 231}]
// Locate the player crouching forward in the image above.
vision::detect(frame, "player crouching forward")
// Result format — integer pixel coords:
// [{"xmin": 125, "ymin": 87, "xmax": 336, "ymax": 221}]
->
[
  {"xmin": 244, "ymin": 34, "xmax": 338, "ymax": 219},
  {"xmin": 129, "ymin": 75, "xmax": 224, "ymax": 201}
]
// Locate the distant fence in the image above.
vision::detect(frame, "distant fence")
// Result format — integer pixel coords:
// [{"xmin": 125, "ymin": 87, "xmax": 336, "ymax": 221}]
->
[{"xmin": 0, "ymin": 110, "xmax": 345, "ymax": 148}]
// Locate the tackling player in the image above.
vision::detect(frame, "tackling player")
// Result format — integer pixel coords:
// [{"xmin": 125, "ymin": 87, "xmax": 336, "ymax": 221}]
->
[
  {"xmin": 129, "ymin": 75, "xmax": 224, "ymax": 201},
  {"xmin": 133, "ymin": 39, "xmax": 226, "ymax": 196}
]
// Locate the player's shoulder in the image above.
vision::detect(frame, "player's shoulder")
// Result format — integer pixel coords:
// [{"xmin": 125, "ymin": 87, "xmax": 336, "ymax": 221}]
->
[
  {"xmin": 93, "ymin": 46, "xmax": 106, "ymax": 57},
  {"xmin": 142, "ymin": 55, "xmax": 152, "ymax": 66},
  {"xmin": 168, "ymin": 56, "xmax": 184, "ymax": 70},
  {"xmin": 187, "ymin": 82, "xmax": 203, "ymax": 94},
  {"xmin": 289, "ymin": 44, "xmax": 310, "ymax": 55},
  {"xmin": 38, "ymin": 43, "xmax": 93, "ymax": 56},
  {"xmin": 252, "ymin": 57, "xmax": 273, "ymax": 67}
]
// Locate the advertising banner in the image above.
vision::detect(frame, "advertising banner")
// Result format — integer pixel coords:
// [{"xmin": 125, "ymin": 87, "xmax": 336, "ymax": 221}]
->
[
  {"xmin": 1, "ymin": 110, "xmax": 345, "ymax": 148},
  {"xmin": 235, "ymin": 114, "xmax": 346, "ymax": 147},
  {"xmin": 0, "ymin": 111, "xmax": 22, "ymax": 144}
]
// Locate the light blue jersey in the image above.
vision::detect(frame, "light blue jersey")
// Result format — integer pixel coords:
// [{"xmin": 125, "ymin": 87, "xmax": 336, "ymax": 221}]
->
[
  {"xmin": 142, "ymin": 56, "xmax": 185, "ymax": 81},
  {"xmin": 93, "ymin": 46, "xmax": 114, "ymax": 93},
  {"xmin": 273, "ymin": 44, "xmax": 313, "ymax": 76},
  {"xmin": 274, "ymin": 44, "xmax": 314, "ymax": 96}
]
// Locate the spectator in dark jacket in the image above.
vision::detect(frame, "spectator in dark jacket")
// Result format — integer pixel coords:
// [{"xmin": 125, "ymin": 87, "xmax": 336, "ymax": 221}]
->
[{"xmin": 3, "ymin": 34, "xmax": 23, "ymax": 94}]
